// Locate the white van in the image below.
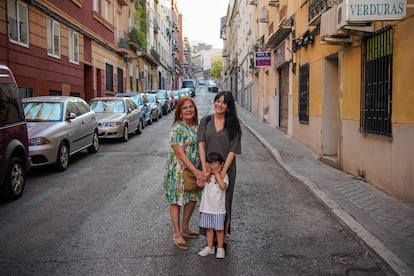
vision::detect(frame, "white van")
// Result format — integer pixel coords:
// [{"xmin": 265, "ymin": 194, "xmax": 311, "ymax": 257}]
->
[{"xmin": 181, "ymin": 79, "xmax": 196, "ymax": 97}]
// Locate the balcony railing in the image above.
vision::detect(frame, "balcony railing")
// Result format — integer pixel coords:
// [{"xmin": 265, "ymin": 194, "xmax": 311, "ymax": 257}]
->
[{"xmin": 308, "ymin": 0, "xmax": 342, "ymax": 25}]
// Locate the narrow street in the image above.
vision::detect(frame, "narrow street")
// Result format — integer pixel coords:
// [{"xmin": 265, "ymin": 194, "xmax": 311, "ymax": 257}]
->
[{"xmin": 0, "ymin": 88, "xmax": 393, "ymax": 275}]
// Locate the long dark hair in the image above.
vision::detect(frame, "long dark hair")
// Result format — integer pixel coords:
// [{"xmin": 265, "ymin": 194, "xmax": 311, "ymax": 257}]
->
[{"xmin": 214, "ymin": 91, "xmax": 242, "ymax": 141}]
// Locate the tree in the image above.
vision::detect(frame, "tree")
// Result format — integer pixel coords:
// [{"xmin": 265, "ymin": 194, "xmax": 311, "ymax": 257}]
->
[{"xmin": 210, "ymin": 59, "xmax": 223, "ymax": 79}]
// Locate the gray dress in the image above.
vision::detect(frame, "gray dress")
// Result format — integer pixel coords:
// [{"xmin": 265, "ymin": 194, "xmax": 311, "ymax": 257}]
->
[{"xmin": 197, "ymin": 115, "xmax": 241, "ymax": 233}]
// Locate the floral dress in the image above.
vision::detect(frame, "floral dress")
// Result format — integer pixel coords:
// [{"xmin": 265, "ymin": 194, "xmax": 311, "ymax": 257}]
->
[{"xmin": 163, "ymin": 121, "xmax": 201, "ymax": 206}]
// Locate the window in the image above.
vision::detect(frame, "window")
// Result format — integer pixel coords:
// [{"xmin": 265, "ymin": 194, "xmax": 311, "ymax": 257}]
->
[
  {"xmin": 93, "ymin": 0, "xmax": 99, "ymax": 12},
  {"xmin": 69, "ymin": 30, "xmax": 79, "ymax": 64},
  {"xmin": 49, "ymin": 90, "xmax": 61, "ymax": 96},
  {"xmin": 19, "ymin": 87, "xmax": 33, "ymax": 98},
  {"xmin": 117, "ymin": 68, "xmax": 124, "ymax": 93},
  {"xmin": 105, "ymin": 63, "xmax": 114, "ymax": 92},
  {"xmin": 104, "ymin": 0, "xmax": 109, "ymax": 20},
  {"xmin": 47, "ymin": 18, "xmax": 60, "ymax": 58},
  {"xmin": 298, "ymin": 63, "xmax": 309, "ymax": 123},
  {"xmin": 362, "ymin": 26, "xmax": 393, "ymax": 137},
  {"xmin": 7, "ymin": 0, "xmax": 29, "ymax": 46}
]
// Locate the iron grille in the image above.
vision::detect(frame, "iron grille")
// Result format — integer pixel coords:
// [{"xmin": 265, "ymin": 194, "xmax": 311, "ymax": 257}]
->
[
  {"xmin": 299, "ymin": 63, "xmax": 309, "ymax": 123},
  {"xmin": 362, "ymin": 26, "xmax": 393, "ymax": 137}
]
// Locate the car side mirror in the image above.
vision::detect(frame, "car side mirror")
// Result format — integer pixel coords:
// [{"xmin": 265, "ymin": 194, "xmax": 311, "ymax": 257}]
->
[{"xmin": 67, "ymin": 112, "xmax": 77, "ymax": 120}]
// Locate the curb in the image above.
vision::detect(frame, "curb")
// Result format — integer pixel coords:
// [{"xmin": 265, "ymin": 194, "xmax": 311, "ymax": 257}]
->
[{"xmin": 240, "ymin": 118, "xmax": 413, "ymax": 276}]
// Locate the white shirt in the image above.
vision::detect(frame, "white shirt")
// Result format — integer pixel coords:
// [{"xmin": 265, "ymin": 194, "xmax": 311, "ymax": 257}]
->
[{"xmin": 199, "ymin": 174, "xmax": 229, "ymax": 215}]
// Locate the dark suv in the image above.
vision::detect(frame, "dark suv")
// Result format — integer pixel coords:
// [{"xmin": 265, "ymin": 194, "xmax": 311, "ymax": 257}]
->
[{"xmin": 0, "ymin": 64, "xmax": 29, "ymax": 200}]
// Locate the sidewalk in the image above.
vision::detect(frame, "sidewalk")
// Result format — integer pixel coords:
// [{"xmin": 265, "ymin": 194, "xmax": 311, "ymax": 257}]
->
[{"xmin": 236, "ymin": 104, "xmax": 414, "ymax": 276}]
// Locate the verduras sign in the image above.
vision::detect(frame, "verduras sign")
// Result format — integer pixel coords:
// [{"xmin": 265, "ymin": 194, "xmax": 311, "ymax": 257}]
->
[{"xmin": 344, "ymin": 0, "xmax": 406, "ymax": 21}]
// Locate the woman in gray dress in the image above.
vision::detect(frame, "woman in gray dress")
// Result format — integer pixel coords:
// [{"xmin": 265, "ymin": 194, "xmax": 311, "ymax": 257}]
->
[{"xmin": 197, "ymin": 91, "xmax": 242, "ymax": 247}]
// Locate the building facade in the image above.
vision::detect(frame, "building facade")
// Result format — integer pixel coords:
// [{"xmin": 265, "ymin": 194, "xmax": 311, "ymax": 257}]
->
[
  {"xmin": 1, "ymin": 0, "xmax": 184, "ymax": 100},
  {"xmin": 223, "ymin": 0, "xmax": 414, "ymax": 201}
]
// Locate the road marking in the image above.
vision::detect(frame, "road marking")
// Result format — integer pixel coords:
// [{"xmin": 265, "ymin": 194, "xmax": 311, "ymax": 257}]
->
[{"xmin": 24, "ymin": 187, "xmax": 59, "ymax": 206}]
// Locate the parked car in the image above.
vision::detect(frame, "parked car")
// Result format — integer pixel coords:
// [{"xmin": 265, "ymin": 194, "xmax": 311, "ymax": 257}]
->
[
  {"xmin": 147, "ymin": 90, "xmax": 170, "ymax": 115},
  {"xmin": 181, "ymin": 79, "xmax": 196, "ymax": 97},
  {"xmin": 22, "ymin": 96, "xmax": 99, "ymax": 171},
  {"xmin": 166, "ymin": 90, "xmax": 175, "ymax": 111},
  {"xmin": 116, "ymin": 92, "xmax": 152, "ymax": 127},
  {"xmin": 172, "ymin": 90, "xmax": 181, "ymax": 105},
  {"xmin": 89, "ymin": 97, "xmax": 142, "ymax": 142},
  {"xmin": 0, "ymin": 64, "xmax": 29, "ymax": 200},
  {"xmin": 144, "ymin": 93, "xmax": 162, "ymax": 121},
  {"xmin": 207, "ymin": 80, "xmax": 219, "ymax": 93}
]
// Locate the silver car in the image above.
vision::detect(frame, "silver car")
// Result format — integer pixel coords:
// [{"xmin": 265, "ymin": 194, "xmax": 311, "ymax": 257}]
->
[
  {"xmin": 89, "ymin": 97, "xmax": 142, "ymax": 142},
  {"xmin": 22, "ymin": 96, "xmax": 99, "ymax": 171},
  {"xmin": 145, "ymin": 93, "xmax": 163, "ymax": 121}
]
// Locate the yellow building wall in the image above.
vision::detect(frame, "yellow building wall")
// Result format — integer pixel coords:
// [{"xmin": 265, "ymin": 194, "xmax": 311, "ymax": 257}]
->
[
  {"xmin": 393, "ymin": 16, "xmax": 414, "ymax": 124},
  {"xmin": 341, "ymin": 47, "xmax": 361, "ymax": 121}
]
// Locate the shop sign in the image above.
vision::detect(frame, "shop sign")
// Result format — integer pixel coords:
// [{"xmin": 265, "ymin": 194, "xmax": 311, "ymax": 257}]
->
[{"xmin": 345, "ymin": 0, "xmax": 406, "ymax": 21}]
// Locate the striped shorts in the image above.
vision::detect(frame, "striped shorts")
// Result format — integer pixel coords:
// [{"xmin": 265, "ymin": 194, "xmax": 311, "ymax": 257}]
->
[{"xmin": 199, "ymin": 212, "xmax": 226, "ymax": 230}]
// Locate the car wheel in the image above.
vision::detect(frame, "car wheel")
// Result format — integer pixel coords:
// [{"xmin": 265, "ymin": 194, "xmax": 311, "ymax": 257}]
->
[
  {"xmin": 87, "ymin": 130, "xmax": 99, "ymax": 153},
  {"xmin": 154, "ymin": 111, "xmax": 158, "ymax": 122},
  {"xmin": 148, "ymin": 114, "xmax": 153, "ymax": 125},
  {"xmin": 122, "ymin": 124, "xmax": 129, "ymax": 142},
  {"xmin": 2, "ymin": 156, "xmax": 25, "ymax": 200},
  {"xmin": 55, "ymin": 142, "xmax": 69, "ymax": 171},
  {"xmin": 136, "ymin": 120, "xmax": 143, "ymax": 135}
]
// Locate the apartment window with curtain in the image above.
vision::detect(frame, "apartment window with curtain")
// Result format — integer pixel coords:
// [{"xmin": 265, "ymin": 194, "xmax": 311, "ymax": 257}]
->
[
  {"xmin": 299, "ymin": 63, "xmax": 309, "ymax": 123},
  {"xmin": 105, "ymin": 63, "xmax": 114, "ymax": 92},
  {"xmin": 7, "ymin": 0, "xmax": 29, "ymax": 46},
  {"xmin": 361, "ymin": 26, "xmax": 393, "ymax": 137},
  {"xmin": 69, "ymin": 30, "xmax": 79, "ymax": 64},
  {"xmin": 104, "ymin": 0, "xmax": 109, "ymax": 20},
  {"xmin": 47, "ymin": 18, "xmax": 60, "ymax": 58},
  {"xmin": 93, "ymin": 0, "xmax": 99, "ymax": 12}
]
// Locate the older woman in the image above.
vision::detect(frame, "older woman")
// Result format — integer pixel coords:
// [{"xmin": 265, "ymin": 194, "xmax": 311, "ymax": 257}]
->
[{"xmin": 163, "ymin": 97, "xmax": 205, "ymax": 250}]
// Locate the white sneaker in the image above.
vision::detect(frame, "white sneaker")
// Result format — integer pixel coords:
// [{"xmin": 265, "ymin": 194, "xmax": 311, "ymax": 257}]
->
[
  {"xmin": 198, "ymin": 246, "xmax": 215, "ymax": 256},
  {"xmin": 216, "ymin": 248, "xmax": 225, "ymax": 259}
]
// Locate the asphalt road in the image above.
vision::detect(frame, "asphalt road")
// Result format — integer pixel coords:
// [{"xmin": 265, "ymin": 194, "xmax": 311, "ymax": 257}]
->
[{"xmin": 0, "ymin": 87, "xmax": 393, "ymax": 275}]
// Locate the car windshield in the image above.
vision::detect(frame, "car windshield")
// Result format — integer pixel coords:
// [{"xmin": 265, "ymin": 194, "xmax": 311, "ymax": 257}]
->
[
  {"xmin": 147, "ymin": 95, "xmax": 155, "ymax": 103},
  {"xmin": 24, "ymin": 102, "xmax": 63, "ymax": 122},
  {"xmin": 134, "ymin": 96, "xmax": 143, "ymax": 106},
  {"xmin": 156, "ymin": 92, "xmax": 165, "ymax": 100},
  {"xmin": 90, "ymin": 100, "xmax": 125, "ymax": 113},
  {"xmin": 182, "ymin": 81, "xmax": 194, "ymax": 88}
]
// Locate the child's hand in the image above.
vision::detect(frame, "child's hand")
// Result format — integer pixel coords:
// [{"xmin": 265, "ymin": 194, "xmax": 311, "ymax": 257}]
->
[
  {"xmin": 211, "ymin": 162, "xmax": 221, "ymax": 175},
  {"xmin": 196, "ymin": 179, "xmax": 204, "ymax": 188}
]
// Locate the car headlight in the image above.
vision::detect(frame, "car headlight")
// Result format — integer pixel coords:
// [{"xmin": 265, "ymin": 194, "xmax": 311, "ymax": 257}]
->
[
  {"xmin": 29, "ymin": 137, "xmax": 50, "ymax": 146},
  {"xmin": 103, "ymin": 122, "xmax": 122, "ymax": 127}
]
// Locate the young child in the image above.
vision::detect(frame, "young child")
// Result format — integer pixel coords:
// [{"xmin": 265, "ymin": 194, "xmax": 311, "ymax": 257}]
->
[{"xmin": 197, "ymin": 152, "xmax": 229, "ymax": 259}]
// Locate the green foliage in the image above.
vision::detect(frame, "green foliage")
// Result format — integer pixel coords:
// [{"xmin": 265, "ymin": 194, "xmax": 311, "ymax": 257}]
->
[
  {"xmin": 211, "ymin": 59, "xmax": 223, "ymax": 79},
  {"xmin": 132, "ymin": 0, "xmax": 147, "ymax": 51}
]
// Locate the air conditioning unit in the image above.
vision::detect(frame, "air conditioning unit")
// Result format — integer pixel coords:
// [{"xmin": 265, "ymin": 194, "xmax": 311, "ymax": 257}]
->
[
  {"xmin": 269, "ymin": 0, "xmax": 279, "ymax": 7},
  {"xmin": 336, "ymin": 2, "xmax": 374, "ymax": 33},
  {"xmin": 249, "ymin": 0, "xmax": 257, "ymax": 5},
  {"xmin": 320, "ymin": 6, "xmax": 338, "ymax": 38}
]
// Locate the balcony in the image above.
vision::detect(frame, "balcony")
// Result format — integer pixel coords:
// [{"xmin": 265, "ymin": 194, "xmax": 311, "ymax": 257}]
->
[
  {"xmin": 117, "ymin": 0, "xmax": 129, "ymax": 7},
  {"xmin": 308, "ymin": 0, "xmax": 343, "ymax": 25}
]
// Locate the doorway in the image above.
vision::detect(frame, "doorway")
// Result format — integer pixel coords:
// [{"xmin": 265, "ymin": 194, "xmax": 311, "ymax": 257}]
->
[
  {"xmin": 278, "ymin": 64, "xmax": 289, "ymax": 132},
  {"xmin": 322, "ymin": 54, "xmax": 339, "ymax": 166}
]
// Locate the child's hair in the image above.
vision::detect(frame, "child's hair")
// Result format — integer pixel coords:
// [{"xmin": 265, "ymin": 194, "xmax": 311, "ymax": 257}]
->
[{"xmin": 206, "ymin": 152, "xmax": 224, "ymax": 163}]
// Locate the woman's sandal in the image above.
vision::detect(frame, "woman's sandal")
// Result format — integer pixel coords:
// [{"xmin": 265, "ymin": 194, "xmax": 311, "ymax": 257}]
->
[
  {"xmin": 173, "ymin": 234, "xmax": 189, "ymax": 250},
  {"xmin": 180, "ymin": 228, "xmax": 200, "ymax": 239}
]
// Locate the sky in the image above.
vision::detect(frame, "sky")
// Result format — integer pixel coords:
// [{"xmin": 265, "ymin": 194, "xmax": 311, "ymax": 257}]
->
[{"xmin": 177, "ymin": 0, "xmax": 230, "ymax": 49}]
